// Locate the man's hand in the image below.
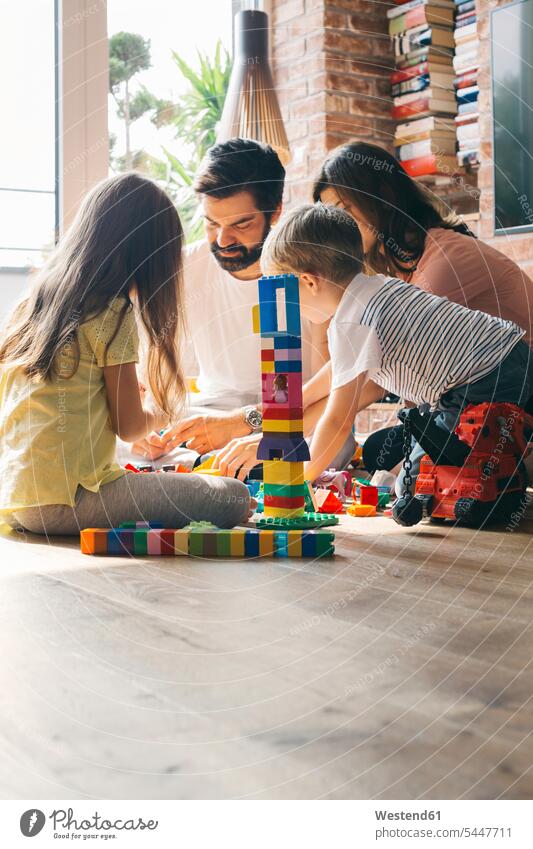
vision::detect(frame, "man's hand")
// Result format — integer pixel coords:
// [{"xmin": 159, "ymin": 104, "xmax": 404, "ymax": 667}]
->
[
  {"xmin": 131, "ymin": 431, "xmax": 167, "ymax": 461},
  {"xmin": 161, "ymin": 410, "xmax": 252, "ymax": 455},
  {"xmin": 213, "ymin": 432, "xmax": 262, "ymax": 481}
]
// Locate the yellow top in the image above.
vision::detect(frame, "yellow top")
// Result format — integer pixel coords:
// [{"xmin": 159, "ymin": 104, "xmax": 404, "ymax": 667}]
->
[{"xmin": 0, "ymin": 298, "xmax": 139, "ymax": 512}]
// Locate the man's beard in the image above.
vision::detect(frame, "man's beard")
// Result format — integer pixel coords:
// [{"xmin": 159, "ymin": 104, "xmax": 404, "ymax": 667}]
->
[{"xmin": 209, "ymin": 217, "xmax": 271, "ymax": 273}]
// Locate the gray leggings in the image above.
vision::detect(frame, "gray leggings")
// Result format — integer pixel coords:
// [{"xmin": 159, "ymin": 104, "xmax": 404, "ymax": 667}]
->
[{"xmin": 6, "ymin": 472, "xmax": 251, "ymax": 536}]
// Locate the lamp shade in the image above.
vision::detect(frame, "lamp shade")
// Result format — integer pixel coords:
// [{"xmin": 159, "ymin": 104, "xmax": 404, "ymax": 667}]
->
[{"xmin": 217, "ymin": 10, "xmax": 290, "ymax": 164}]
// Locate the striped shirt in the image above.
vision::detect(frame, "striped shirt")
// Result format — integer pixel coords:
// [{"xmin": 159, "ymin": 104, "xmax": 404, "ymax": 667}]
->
[{"xmin": 327, "ymin": 273, "xmax": 525, "ymax": 407}]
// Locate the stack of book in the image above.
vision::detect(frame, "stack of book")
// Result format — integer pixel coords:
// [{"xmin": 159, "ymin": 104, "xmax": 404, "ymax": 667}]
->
[
  {"xmin": 453, "ymin": 0, "xmax": 480, "ymax": 167},
  {"xmin": 388, "ymin": 0, "xmax": 458, "ymax": 177}
]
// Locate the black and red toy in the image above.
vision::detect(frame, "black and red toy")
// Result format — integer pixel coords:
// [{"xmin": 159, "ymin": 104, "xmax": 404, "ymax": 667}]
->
[{"xmin": 393, "ymin": 402, "xmax": 533, "ymax": 528}]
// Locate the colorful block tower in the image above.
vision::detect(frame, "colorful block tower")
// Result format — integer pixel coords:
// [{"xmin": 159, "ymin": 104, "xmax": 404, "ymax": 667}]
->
[{"xmin": 252, "ymin": 274, "xmax": 310, "ymax": 518}]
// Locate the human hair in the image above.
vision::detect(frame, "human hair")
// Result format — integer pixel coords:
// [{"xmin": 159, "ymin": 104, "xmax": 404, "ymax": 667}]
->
[
  {"xmin": 193, "ymin": 137, "xmax": 285, "ymax": 214},
  {"xmin": 262, "ymin": 202, "xmax": 364, "ymax": 285},
  {"xmin": 0, "ymin": 172, "xmax": 185, "ymax": 420},
  {"xmin": 313, "ymin": 141, "xmax": 475, "ymax": 276}
]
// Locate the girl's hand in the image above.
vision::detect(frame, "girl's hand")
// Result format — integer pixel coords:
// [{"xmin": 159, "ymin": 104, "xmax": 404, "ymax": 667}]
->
[
  {"xmin": 131, "ymin": 431, "xmax": 166, "ymax": 460},
  {"xmin": 213, "ymin": 432, "xmax": 262, "ymax": 481}
]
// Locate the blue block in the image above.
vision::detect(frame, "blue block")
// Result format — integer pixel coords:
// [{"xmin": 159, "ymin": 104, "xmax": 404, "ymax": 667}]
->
[
  {"xmin": 301, "ymin": 532, "xmax": 316, "ymax": 557},
  {"xmin": 274, "ymin": 531, "xmax": 289, "ymax": 557},
  {"xmin": 245, "ymin": 480, "xmax": 262, "ymax": 498},
  {"xmin": 245, "ymin": 529, "xmax": 260, "ymax": 557},
  {"xmin": 274, "ymin": 335, "xmax": 302, "ymax": 349},
  {"xmin": 272, "ymin": 360, "xmax": 302, "ymax": 373},
  {"xmin": 108, "ymin": 529, "xmax": 134, "ymax": 555},
  {"xmin": 258, "ymin": 274, "xmax": 301, "ymax": 338},
  {"xmin": 257, "ymin": 435, "xmax": 310, "ymax": 462}
]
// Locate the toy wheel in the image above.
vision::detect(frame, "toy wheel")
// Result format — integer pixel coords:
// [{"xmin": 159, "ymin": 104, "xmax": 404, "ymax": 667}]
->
[
  {"xmin": 454, "ymin": 497, "xmax": 492, "ymax": 527},
  {"xmin": 392, "ymin": 494, "xmax": 424, "ymax": 526}
]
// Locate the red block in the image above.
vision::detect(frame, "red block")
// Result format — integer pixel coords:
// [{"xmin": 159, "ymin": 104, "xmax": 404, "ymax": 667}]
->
[
  {"xmin": 359, "ymin": 485, "xmax": 378, "ymax": 507},
  {"xmin": 261, "ymin": 349, "xmax": 275, "ymax": 361},
  {"xmin": 263, "ymin": 405, "xmax": 303, "ymax": 421},
  {"xmin": 161, "ymin": 530, "xmax": 175, "ymax": 554},
  {"xmin": 264, "ymin": 495, "xmax": 305, "ymax": 510}
]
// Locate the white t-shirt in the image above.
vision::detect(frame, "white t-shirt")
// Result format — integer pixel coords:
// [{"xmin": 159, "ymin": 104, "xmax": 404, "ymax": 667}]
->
[
  {"xmin": 328, "ymin": 272, "xmax": 524, "ymax": 407},
  {"xmin": 182, "ymin": 240, "xmax": 312, "ymax": 409}
]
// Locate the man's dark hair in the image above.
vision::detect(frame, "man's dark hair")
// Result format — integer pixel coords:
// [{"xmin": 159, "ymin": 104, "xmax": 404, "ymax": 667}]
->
[{"xmin": 194, "ymin": 138, "xmax": 285, "ymax": 213}]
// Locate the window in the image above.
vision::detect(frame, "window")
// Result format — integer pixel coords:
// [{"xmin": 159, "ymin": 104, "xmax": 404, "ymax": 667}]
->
[
  {"xmin": 492, "ymin": 0, "xmax": 533, "ymax": 234},
  {"xmin": 0, "ymin": 1, "xmax": 57, "ymax": 268}
]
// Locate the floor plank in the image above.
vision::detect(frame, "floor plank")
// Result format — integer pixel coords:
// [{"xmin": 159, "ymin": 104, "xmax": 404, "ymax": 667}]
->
[{"xmin": 0, "ymin": 503, "xmax": 532, "ymax": 799}]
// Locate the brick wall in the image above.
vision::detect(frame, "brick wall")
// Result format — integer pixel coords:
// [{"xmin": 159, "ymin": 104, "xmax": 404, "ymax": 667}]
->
[
  {"xmin": 271, "ymin": 0, "xmax": 394, "ymax": 204},
  {"xmin": 476, "ymin": 0, "xmax": 533, "ymax": 277},
  {"xmin": 270, "ymin": 0, "xmax": 532, "ymax": 278}
]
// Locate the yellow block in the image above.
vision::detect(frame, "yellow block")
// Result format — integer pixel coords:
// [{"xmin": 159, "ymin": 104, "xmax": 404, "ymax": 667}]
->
[
  {"xmin": 261, "ymin": 360, "xmax": 274, "ymax": 374},
  {"xmin": 195, "ymin": 468, "xmax": 223, "ymax": 476},
  {"xmin": 263, "ymin": 460, "xmax": 304, "ymax": 486},
  {"xmin": 287, "ymin": 530, "xmax": 302, "ymax": 556},
  {"xmin": 264, "ymin": 506, "xmax": 306, "ymax": 518},
  {"xmin": 194, "ymin": 455, "xmax": 215, "ymax": 471},
  {"xmin": 252, "ymin": 303, "xmax": 260, "ymax": 334},
  {"xmin": 186, "ymin": 377, "xmax": 199, "ymax": 393},
  {"xmin": 258, "ymin": 530, "xmax": 275, "ymax": 556},
  {"xmin": 263, "ymin": 419, "xmax": 303, "ymax": 433},
  {"xmin": 174, "ymin": 529, "xmax": 190, "ymax": 555},
  {"xmin": 230, "ymin": 530, "xmax": 246, "ymax": 556}
]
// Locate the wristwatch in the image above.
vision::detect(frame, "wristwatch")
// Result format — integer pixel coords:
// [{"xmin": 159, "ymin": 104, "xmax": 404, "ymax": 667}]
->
[{"xmin": 243, "ymin": 405, "xmax": 263, "ymax": 433}]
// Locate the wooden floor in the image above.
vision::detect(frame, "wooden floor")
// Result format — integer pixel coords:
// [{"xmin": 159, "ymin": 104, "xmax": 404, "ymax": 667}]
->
[{"xmin": 1, "ymin": 503, "xmax": 532, "ymax": 801}]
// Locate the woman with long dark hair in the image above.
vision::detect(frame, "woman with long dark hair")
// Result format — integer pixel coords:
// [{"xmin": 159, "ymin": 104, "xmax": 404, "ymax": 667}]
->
[
  {"xmin": 0, "ymin": 173, "xmax": 251, "ymax": 534},
  {"xmin": 313, "ymin": 142, "xmax": 533, "ymax": 472}
]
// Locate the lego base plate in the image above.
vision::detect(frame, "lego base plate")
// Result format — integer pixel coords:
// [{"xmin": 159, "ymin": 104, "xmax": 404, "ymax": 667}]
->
[{"xmin": 256, "ymin": 512, "xmax": 339, "ymax": 530}]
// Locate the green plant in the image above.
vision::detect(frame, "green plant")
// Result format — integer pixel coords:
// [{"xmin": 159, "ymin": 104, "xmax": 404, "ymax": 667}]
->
[
  {"xmin": 109, "ymin": 32, "xmax": 156, "ymax": 170},
  {"xmin": 149, "ymin": 42, "xmax": 232, "ymax": 240}
]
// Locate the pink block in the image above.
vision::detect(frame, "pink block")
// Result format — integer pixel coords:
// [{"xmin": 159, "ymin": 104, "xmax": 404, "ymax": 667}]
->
[
  {"xmin": 261, "ymin": 372, "xmax": 303, "ymax": 408},
  {"xmin": 147, "ymin": 530, "xmax": 163, "ymax": 554}
]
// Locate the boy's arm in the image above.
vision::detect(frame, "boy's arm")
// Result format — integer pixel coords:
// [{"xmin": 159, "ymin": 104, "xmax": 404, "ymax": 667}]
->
[
  {"xmin": 302, "ymin": 360, "xmax": 332, "ymax": 410},
  {"xmin": 304, "ymin": 373, "xmax": 367, "ymax": 482},
  {"xmin": 104, "ymin": 363, "xmax": 168, "ymax": 442}
]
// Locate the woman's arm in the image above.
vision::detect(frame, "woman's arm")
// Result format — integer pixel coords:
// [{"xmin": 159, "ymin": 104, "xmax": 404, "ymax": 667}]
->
[
  {"xmin": 304, "ymin": 373, "xmax": 367, "ymax": 482},
  {"xmin": 104, "ymin": 363, "xmax": 168, "ymax": 443}
]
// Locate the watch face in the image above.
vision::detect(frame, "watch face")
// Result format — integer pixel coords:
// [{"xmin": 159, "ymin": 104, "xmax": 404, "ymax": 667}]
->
[{"xmin": 247, "ymin": 409, "xmax": 262, "ymax": 429}]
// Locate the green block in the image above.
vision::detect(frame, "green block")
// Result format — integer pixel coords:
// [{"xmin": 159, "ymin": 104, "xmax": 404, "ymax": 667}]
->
[
  {"xmin": 263, "ymin": 482, "xmax": 307, "ymax": 498},
  {"xmin": 257, "ymin": 513, "xmax": 339, "ymax": 530},
  {"xmin": 216, "ymin": 530, "xmax": 232, "ymax": 556},
  {"xmin": 133, "ymin": 529, "xmax": 148, "ymax": 555},
  {"xmin": 314, "ymin": 531, "xmax": 336, "ymax": 558},
  {"xmin": 189, "ymin": 532, "xmax": 204, "ymax": 557}
]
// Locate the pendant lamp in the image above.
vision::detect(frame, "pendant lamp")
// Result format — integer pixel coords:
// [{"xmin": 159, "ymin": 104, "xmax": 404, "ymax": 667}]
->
[{"xmin": 217, "ymin": 9, "xmax": 290, "ymax": 164}]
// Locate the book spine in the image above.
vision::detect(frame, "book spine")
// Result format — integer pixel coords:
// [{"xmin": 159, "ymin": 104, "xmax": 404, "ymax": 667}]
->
[{"xmin": 401, "ymin": 154, "xmax": 438, "ymax": 177}]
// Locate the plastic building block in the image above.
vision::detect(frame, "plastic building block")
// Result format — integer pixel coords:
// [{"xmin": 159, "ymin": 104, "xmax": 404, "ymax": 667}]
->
[
  {"xmin": 124, "ymin": 463, "xmax": 141, "ymax": 473},
  {"xmin": 138, "ymin": 464, "xmax": 154, "ymax": 472},
  {"xmin": 304, "ymin": 480, "xmax": 318, "ymax": 512},
  {"xmin": 119, "ymin": 521, "xmax": 163, "ymax": 529},
  {"xmin": 81, "ymin": 525, "xmax": 335, "ymax": 557},
  {"xmin": 263, "ymin": 461, "xmax": 304, "ymax": 486},
  {"xmin": 346, "ymin": 503, "xmax": 377, "ymax": 517},
  {"xmin": 314, "ymin": 488, "xmax": 344, "ymax": 515},
  {"xmin": 256, "ymin": 513, "xmax": 339, "ymax": 530},
  {"xmin": 262, "ymin": 418, "xmax": 304, "ymax": 433},
  {"xmin": 359, "ymin": 484, "xmax": 379, "ymax": 507},
  {"xmin": 257, "ymin": 435, "xmax": 309, "ymax": 462}
]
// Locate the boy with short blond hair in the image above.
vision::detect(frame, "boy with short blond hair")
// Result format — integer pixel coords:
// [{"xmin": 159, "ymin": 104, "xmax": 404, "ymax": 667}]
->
[{"xmin": 262, "ymin": 203, "xmax": 532, "ymax": 486}]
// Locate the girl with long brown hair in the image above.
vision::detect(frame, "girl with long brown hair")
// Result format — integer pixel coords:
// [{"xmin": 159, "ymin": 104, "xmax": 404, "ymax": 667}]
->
[{"xmin": 0, "ymin": 173, "xmax": 251, "ymax": 534}]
